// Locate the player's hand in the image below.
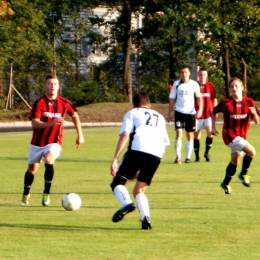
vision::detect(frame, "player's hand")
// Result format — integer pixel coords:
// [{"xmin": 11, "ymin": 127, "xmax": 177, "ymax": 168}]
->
[
  {"xmin": 110, "ymin": 159, "xmax": 118, "ymax": 177},
  {"xmin": 211, "ymin": 128, "xmax": 219, "ymax": 136},
  {"xmin": 166, "ymin": 113, "xmax": 172, "ymax": 123},
  {"xmin": 76, "ymin": 136, "xmax": 84, "ymax": 148},
  {"xmin": 196, "ymin": 109, "xmax": 202, "ymax": 119},
  {"xmin": 52, "ymin": 117, "xmax": 64, "ymax": 125}
]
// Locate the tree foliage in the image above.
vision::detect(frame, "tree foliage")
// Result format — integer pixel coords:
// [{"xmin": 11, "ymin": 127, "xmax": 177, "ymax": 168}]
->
[{"xmin": 1, "ymin": 0, "xmax": 260, "ymax": 108}]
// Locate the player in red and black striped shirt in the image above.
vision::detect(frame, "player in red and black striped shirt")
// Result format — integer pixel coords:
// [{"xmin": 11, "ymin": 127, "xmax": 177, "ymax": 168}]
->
[
  {"xmin": 194, "ymin": 68, "xmax": 217, "ymax": 162},
  {"xmin": 20, "ymin": 75, "xmax": 84, "ymax": 206},
  {"xmin": 211, "ymin": 77, "xmax": 259, "ymax": 194}
]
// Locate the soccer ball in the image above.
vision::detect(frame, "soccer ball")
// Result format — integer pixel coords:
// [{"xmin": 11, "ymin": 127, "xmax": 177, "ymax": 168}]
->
[{"xmin": 61, "ymin": 193, "xmax": 82, "ymax": 211}]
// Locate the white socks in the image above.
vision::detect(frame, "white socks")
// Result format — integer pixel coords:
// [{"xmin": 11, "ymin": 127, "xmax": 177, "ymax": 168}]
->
[
  {"xmin": 135, "ymin": 193, "xmax": 149, "ymax": 219},
  {"xmin": 186, "ymin": 141, "xmax": 193, "ymax": 159},
  {"xmin": 114, "ymin": 186, "xmax": 150, "ymax": 219},
  {"xmin": 174, "ymin": 139, "xmax": 182, "ymax": 158},
  {"xmin": 113, "ymin": 185, "xmax": 133, "ymax": 206}
]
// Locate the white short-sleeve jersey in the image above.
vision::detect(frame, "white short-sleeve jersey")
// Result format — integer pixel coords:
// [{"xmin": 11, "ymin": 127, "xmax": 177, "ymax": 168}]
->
[
  {"xmin": 169, "ymin": 79, "xmax": 201, "ymax": 114},
  {"xmin": 119, "ymin": 108, "xmax": 170, "ymax": 158}
]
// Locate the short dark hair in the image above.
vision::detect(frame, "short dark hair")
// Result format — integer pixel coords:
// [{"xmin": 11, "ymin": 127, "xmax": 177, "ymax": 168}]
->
[
  {"xmin": 180, "ymin": 65, "xmax": 191, "ymax": 72},
  {"xmin": 199, "ymin": 68, "xmax": 208, "ymax": 73},
  {"xmin": 45, "ymin": 75, "xmax": 58, "ymax": 83},
  {"xmin": 132, "ymin": 92, "xmax": 150, "ymax": 107}
]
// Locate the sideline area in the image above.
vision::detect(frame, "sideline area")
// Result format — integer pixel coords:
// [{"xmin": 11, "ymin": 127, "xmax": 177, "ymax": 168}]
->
[
  {"xmin": 0, "ymin": 120, "xmax": 226, "ymax": 132},
  {"xmin": 0, "ymin": 121, "xmax": 123, "ymax": 132}
]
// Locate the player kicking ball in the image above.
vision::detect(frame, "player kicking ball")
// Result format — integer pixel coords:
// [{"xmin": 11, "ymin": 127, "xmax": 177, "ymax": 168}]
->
[
  {"xmin": 110, "ymin": 92, "xmax": 170, "ymax": 229},
  {"xmin": 211, "ymin": 77, "xmax": 259, "ymax": 194}
]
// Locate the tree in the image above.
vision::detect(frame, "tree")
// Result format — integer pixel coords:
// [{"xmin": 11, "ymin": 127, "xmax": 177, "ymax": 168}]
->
[
  {"xmin": 88, "ymin": 0, "xmax": 146, "ymax": 102},
  {"xmin": 0, "ymin": 0, "xmax": 54, "ymax": 106},
  {"xmin": 196, "ymin": 0, "xmax": 260, "ymax": 97}
]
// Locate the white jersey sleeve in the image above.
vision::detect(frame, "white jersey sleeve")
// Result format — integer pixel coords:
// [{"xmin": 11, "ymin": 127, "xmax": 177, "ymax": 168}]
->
[{"xmin": 119, "ymin": 108, "xmax": 170, "ymax": 158}]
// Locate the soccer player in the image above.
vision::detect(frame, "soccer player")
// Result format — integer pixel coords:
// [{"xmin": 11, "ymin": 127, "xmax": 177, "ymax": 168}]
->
[
  {"xmin": 20, "ymin": 75, "xmax": 84, "ymax": 206},
  {"xmin": 211, "ymin": 77, "xmax": 259, "ymax": 194},
  {"xmin": 194, "ymin": 68, "xmax": 217, "ymax": 162},
  {"xmin": 167, "ymin": 65, "xmax": 202, "ymax": 164},
  {"xmin": 110, "ymin": 92, "xmax": 170, "ymax": 229}
]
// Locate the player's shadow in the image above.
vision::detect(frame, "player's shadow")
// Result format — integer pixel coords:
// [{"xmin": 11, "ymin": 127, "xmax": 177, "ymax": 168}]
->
[{"xmin": 0, "ymin": 222, "xmax": 140, "ymax": 231}]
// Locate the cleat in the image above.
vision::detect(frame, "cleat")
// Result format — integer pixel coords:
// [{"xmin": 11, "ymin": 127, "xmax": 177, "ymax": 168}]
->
[
  {"xmin": 204, "ymin": 154, "xmax": 211, "ymax": 162},
  {"xmin": 174, "ymin": 157, "xmax": 181, "ymax": 164},
  {"xmin": 42, "ymin": 193, "xmax": 50, "ymax": 206},
  {"xmin": 142, "ymin": 216, "xmax": 152, "ymax": 230},
  {"xmin": 112, "ymin": 202, "xmax": 136, "ymax": 223},
  {"xmin": 220, "ymin": 182, "xmax": 231, "ymax": 194},
  {"xmin": 185, "ymin": 158, "xmax": 191, "ymax": 163},
  {"xmin": 195, "ymin": 157, "xmax": 200, "ymax": 162},
  {"xmin": 238, "ymin": 173, "xmax": 251, "ymax": 187},
  {"xmin": 20, "ymin": 194, "xmax": 30, "ymax": 206}
]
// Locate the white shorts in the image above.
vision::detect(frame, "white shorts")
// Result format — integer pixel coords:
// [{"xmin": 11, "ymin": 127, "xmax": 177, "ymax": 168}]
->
[
  {"xmin": 228, "ymin": 136, "xmax": 248, "ymax": 155},
  {"xmin": 196, "ymin": 117, "xmax": 212, "ymax": 131},
  {"xmin": 27, "ymin": 143, "xmax": 62, "ymax": 164}
]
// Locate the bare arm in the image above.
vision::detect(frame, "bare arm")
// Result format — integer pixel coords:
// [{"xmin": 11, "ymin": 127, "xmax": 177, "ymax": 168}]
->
[
  {"xmin": 31, "ymin": 117, "xmax": 64, "ymax": 129},
  {"xmin": 249, "ymin": 107, "xmax": 260, "ymax": 124},
  {"xmin": 71, "ymin": 112, "xmax": 84, "ymax": 148},
  {"xmin": 110, "ymin": 131, "xmax": 129, "ymax": 176},
  {"xmin": 213, "ymin": 98, "xmax": 218, "ymax": 107},
  {"xmin": 211, "ymin": 111, "xmax": 219, "ymax": 136},
  {"xmin": 196, "ymin": 96, "xmax": 203, "ymax": 119},
  {"xmin": 167, "ymin": 98, "xmax": 175, "ymax": 122}
]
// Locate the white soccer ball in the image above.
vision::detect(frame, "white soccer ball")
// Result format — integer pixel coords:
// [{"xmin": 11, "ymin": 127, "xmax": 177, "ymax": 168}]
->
[{"xmin": 62, "ymin": 193, "xmax": 82, "ymax": 211}]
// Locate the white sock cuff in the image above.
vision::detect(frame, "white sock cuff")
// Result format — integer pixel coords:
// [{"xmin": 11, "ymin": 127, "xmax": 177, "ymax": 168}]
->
[{"xmin": 114, "ymin": 185, "xmax": 132, "ymax": 206}]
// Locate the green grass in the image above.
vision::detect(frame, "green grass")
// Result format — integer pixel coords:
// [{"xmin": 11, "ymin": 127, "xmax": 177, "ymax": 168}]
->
[{"xmin": 1, "ymin": 125, "xmax": 260, "ymax": 259}]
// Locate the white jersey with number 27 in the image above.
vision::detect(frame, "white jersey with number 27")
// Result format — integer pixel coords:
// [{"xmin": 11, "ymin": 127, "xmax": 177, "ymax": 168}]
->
[{"xmin": 119, "ymin": 107, "xmax": 170, "ymax": 158}]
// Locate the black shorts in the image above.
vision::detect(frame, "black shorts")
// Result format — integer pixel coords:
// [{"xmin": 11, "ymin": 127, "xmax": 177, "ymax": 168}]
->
[
  {"xmin": 174, "ymin": 110, "xmax": 196, "ymax": 132},
  {"xmin": 111, "ymin": 150, "xmax": 161, "ymax": 189}
]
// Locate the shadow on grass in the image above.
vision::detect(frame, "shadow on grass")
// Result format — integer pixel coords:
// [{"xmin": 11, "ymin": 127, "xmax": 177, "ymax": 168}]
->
[
  {"xmin": 0, "ymin": 156, "xmax": 111, "ymax": 163},
  {"xmin": 0, "ymin": 222, "xmax": 140, "ymax": 231}
]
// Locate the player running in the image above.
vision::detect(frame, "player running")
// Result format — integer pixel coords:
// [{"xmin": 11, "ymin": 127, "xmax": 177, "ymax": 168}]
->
[
  {"xmin": 211, "ymin": 77, "xmax": 259, "ymax": 194},
  {"xmin": 20, "ymin": 75, "xmax": 84, "ymax": 206},
  {"xmin": 110, "ymin": 92, "xmax": 170, "ymax": 229}
]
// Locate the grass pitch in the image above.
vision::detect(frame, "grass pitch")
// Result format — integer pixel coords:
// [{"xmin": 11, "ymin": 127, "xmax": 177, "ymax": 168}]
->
[{"xmin": 1, "ymin": 125, "xmax": 260, "ymax": 260}]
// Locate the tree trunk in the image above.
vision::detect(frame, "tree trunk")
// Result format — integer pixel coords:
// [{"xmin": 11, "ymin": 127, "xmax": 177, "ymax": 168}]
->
[
  {"xmin": 223, "ymin": 40, "xmax": 231, "ymax": 97},
  {"xmin": 242, "ymin": 58, "xmax": 247, "ymax": 90},
  {"xmin": 122, "ymin": 0, "xmax": 132, "ymax": 102},
  {"xmin": 168, "ymin": 25, "xmax": 180, "ymax": 81}
]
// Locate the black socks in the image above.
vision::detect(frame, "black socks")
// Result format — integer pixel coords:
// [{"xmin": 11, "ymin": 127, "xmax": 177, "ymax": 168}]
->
[{"xmin": 43, "ymin": 164, "xmax": 54, "ymax": 194}]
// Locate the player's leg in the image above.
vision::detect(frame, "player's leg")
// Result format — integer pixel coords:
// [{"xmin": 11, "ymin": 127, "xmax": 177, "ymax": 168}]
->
[
  {"xmin": 110, "ymin": 151, "xmax": 138, "ymax": 222},
  {"xmin": 185, "ymin": 131, "xmax": 194, "ymax": 162},
  {"xmin": 184, "ymin": 114, "xmax": 196, "ymax": 163},
  {"xmin": 41, "ymin": 144, "xmax": 61, "ymax": 206},
  {"xmin": 133, "ymin": 181, "xmax": 151, "ymax": 229},
  {"xmin": 220, "ymin": 137, "xmax": 247, "ymax": 194},
  {"xmin": 204, "ymin": 118, "xmax": 213, "ymax": 162},
  {"xmin": 174, "ymin": 111, "xmax": 183, "ymax": 163},
  {"xmin": 194, "ymin": 119, "xmax": 202, "ymax": 162},
  {"xmin": 238, "ymin": 142, "xmax": 256, "ymax": 187},
  {"xmin": 134, "ymin": 153, "xmax": 160, "ymax": 229},
  {"xmin": 21, "ymin": 145, "xmax": 42, "ymax": 206},
  {"xmin": 220, "ymin": 152, "xmax": 241, "ymax": 194},
  {"xmin": 174, "ymin": 128, "xmax": 182, "ymax": 163}
]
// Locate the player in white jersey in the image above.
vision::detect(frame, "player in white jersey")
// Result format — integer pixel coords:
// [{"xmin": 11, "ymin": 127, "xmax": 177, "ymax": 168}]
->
[
  {"xmin": 167, "ymin": 66, "xmax": 202, "ymax": 164},
  {"xmin": 110, "ymin": 92, "xmax": 170, "ymax": 229}
]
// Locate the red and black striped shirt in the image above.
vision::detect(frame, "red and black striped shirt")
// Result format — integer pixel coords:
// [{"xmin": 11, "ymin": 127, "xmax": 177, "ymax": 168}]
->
[
  {"xmin": 213, "ymin": 96, "xmax": 256, "ymax": 145},
  {"xmin": 196, "ymin": 82, "xmax": 216, "ymax": 119},
  {"xmin": 28, "ymin": 95, "xmax": 77, "ymax": 147}
]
